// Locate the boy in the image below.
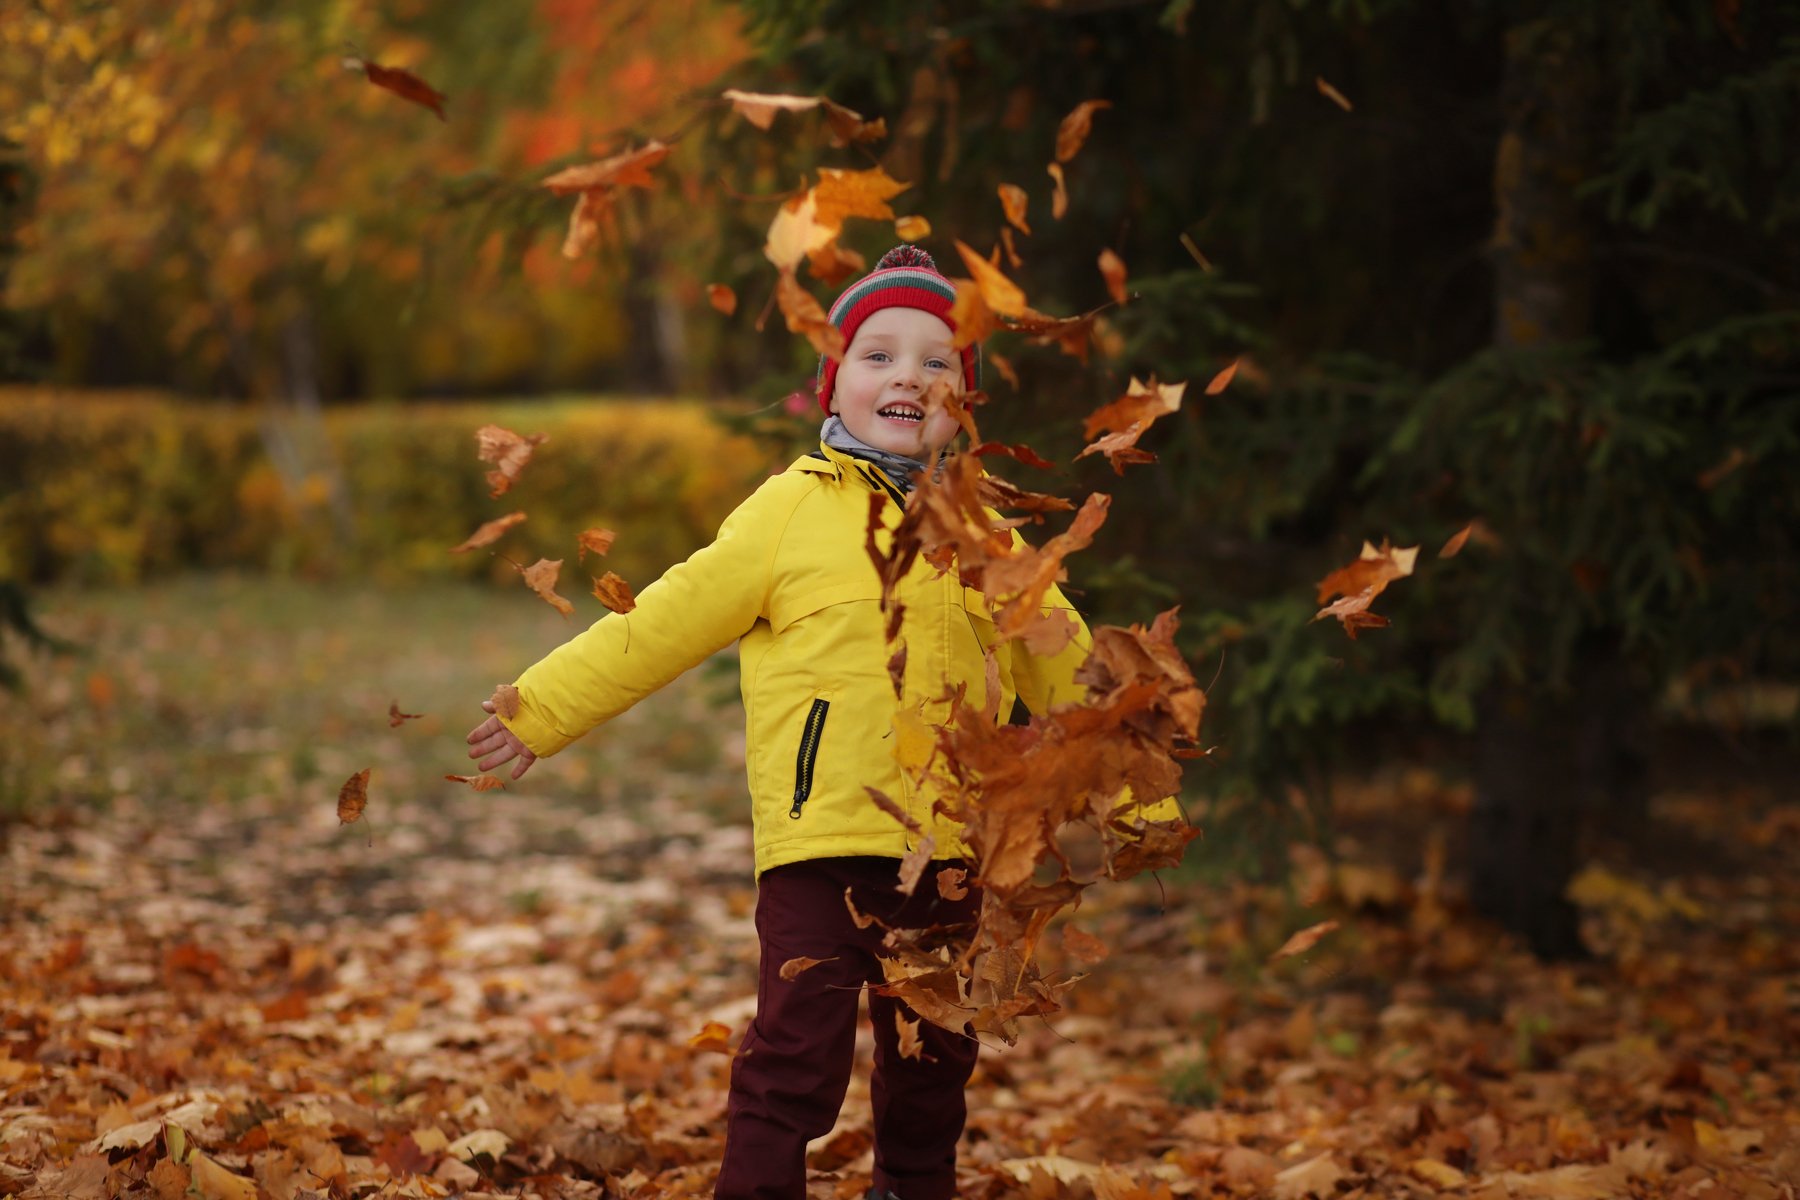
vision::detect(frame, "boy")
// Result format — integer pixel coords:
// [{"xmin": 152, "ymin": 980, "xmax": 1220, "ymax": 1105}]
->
[{"xmin": 466, "ymin": 246, "xmax": 1096, "ymax": 1200}]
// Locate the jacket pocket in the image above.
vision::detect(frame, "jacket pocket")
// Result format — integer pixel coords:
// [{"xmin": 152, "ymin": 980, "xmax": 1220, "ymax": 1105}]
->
[{"xmin": 789, "ymin": 697, "xmax": 831, "ymax": 818}]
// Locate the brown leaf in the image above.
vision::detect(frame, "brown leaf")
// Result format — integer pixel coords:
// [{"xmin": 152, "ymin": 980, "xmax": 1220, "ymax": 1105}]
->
[
  {"xmin": 591, "ymin": 571, "xmax": 638, "ymax": 614},
  {"xmin": 489, "ymin": 684, "xmax": 521, "ymax": 719},
  {"xmin": 336, "ymin": 769, "xmax": 370, "ymax": 825},
  {"xmin": 896, "ymin": 835, "xmax": 936, "ymax": 897},
  {"xmin": 1315, "ymin": 76, "xmax": 1354, "ymax": 112},
  {"xmin": 146, "ymin": 1157, "xmax": 190, "ymax": 1200},
  {"xmin": 1055, "ymin": 99, "xmax": 1112, "ymax": 163},
  {"xmin": 1061, "ymin": 924, "xmax": 1110, "ymax": 965},
  {"xmin": 866, "ymin": 786, "xmax": 922, "ymax": 834},
  {"xmin": 443, "ymin": 774, "xmax": 507, "ymax": 792},
  {"xmin": 522, "ymin": 558, "xmax": 575, "ymax": 616},
  {"xmin": 1047, "ymin": 162, "xmax": 1069, "ymax": 220},
  {"xmin": 707, "ymin": 284, "xmax": 737, "ymax": 315},
  {"xmin": 561, "ymin": 188, "xmax": 613, "ymax": 260},
  {"xmin": 936, "ymin": 867, "xmax": 969, "ymax": 901},
  {"xmin": 474, "ymin": 426, "xmax": 547, "ymax": 498},
  {"xmin": 954, "ymin": 240, "xmax": 1030, "ymax": 318},
  {"xmin": 1205, "ymin": 357, "xmax": 1239, "ymax": 395},
  {"xmin": 998, "ymin": 184, "xmax": 1031, "ymax": 235},
  {"xmin": 971, "ymin": 441, "xmax": 1055, "ymax": 470},
  {"xmin": 1097, "ymin": 248, "xmax": 1128, "ymax": 306},
  {"xmin": 576, "ymin": 528, "xmax": 617, "ymax": 561},
  {"xmin": 388, "ymin": 701, "xmax": 423, "ymax": 727},
  {"xmin": 1269, "ymin": 919, "xmax": 1340, "ymax": 962},
  {"xmin": 541, "ymin": 141, "xmax": 670, "ymax": 194},
  {"xmin": 987, "ymin": 351, "xmax": 1021, "ymax": 389},
  {"xmin": 1078, "ymin": 377, "xmax": 1186, "ymax": 471},
  {"xmin": 778, "ymin": 956, "xmax": 837, "ymax": 981},
  {"xmin": 1313, "ymin": 540, "xmax": 1417, "ymax": 636},
  {"xmin": 190, "ymin": 1152, "xmax": 258, "ymax": 1200},
  {"xmin": 449, "ymin": 511, "xmax": 527, "ymax": 553},
  {"xmin": 776, "ymin": 270, "xmax": 847, "ymax": 359},
  {"xmin": 999, "ymin": 226, "xmax": 1023, "ymax": 271},
  {"xmin": 345, "ymin": 58, "xmax": 447, "ymax": 121},
  {"xmin": 1440, "ymin": 522, "xmax": 1475, "ymax": 558},
  {"xmin": 895, "ymin": 1011, "xmax": 927, "ymax": 1060},
  {"xmin": 686, "ymin": 1021, "xmax": 737, "ymax": 1055},
  {"xmin": 895, "ymin": 214, "xmax": 931, "ymax": 240},
  {"xmin": 887, "ymin": 643, "xmax": 907, "ymax": 698},
  {"xmin": 807, "ymin": 239, "xmax": 867, "ymax": 285},
  {"xmin": 947, "ymin": 278, "xmax": 1002, "ymax": 351},
  {"xmin": 845, "ymin": 887, "xmax": 880, "ymax": 930}
]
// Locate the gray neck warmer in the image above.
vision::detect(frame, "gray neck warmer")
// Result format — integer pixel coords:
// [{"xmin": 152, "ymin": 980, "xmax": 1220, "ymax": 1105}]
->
[{"xmin": 820, "ymin": 415, "xmax": 930, "ymax": 494}]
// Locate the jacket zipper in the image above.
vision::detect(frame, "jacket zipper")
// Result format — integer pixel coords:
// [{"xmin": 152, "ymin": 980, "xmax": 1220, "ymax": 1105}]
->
[{"xmin": 789, "ymin": 698, "xmax": 830, "ymax": 818}]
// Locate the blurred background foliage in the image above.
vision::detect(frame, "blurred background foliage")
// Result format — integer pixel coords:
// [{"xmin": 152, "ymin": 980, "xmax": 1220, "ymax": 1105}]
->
[{"xmin": 3, "ymin": 0, "xmax": 1797, "ymax": 955}]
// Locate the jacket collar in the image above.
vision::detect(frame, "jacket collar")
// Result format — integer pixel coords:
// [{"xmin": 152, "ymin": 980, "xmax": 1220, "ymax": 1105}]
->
[{"xmin": 797, "ymin": 443, "xmax": 910, "ymax": 505}]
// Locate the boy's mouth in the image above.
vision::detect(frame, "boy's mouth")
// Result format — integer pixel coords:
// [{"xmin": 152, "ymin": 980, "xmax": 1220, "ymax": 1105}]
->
[{"xmin": 876, "ymin": 402, "xmax": 924, "ymax": 425}]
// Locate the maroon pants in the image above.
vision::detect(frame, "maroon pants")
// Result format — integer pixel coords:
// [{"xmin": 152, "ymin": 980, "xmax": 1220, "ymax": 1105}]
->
[{"xmin": 714, "ymin": 857, "xmax": 982, "ymax": 1200}]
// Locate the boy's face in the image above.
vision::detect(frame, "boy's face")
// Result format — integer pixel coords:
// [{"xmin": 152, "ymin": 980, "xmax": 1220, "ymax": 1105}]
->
[{"xmin": 831, "ymin": 307, "xmax": 963, "ymax": 460}]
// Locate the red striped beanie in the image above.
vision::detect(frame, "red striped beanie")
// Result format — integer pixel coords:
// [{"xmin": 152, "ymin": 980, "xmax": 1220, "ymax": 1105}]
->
[{"xmin": 815, "ymin": 245, "xmax": 982, "ymax": 415}]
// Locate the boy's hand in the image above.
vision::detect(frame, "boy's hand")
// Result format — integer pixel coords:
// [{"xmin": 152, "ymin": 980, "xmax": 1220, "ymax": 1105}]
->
[{"xmin": 466, "ymin": 700, "xmax": 538, "ymax": 780}]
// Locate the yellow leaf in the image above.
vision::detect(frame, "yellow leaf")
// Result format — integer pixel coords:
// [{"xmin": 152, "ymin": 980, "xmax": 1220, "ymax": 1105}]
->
[
  {"xmin": 190, "ymin": 1153, "xmax": 258, "ymax": 1200},
  {"xmin": 1409, "ymin": 1159, "xmax": 1466, "ymax": 1187}
]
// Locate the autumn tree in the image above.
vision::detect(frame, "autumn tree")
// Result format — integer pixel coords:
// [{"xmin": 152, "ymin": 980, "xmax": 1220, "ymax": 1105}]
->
[{"xmin": 717, "ymin": 0, "xmax": 1800, "ymax": 957}]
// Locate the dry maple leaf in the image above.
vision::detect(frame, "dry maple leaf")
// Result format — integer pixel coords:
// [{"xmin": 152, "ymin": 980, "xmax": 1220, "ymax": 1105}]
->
[
  {"xmin": 895, "ymin": 214, "xmax": 931, "ymax": 240},
  {"xmin": 971, "ymin": 442, "xmax": 1054, "ymax": 470},
  {"xmin": 521, "ymin": 558, "xmax": 575, "ymax": 616},
  {"xmin": 937, "ymin": 867, "xmax": 969, "ymax": 901},
  {"xmin": 778, "ymin": 956, "xmax": 837, "ymax": 981},
  {"xmin": 999, "ymin": 226, "xmax": 1023, "ymax": 271},
  {"xmin": 947, "ymin": 278, "xmax": 1002, "ymax": 351},
  {"xmin": 686, "ymin": 1021, "xmax": 737, "ymax": 1055},
  {"xmin": 1097, "ymin": 248, "xmax": 1128, "ymax": 306},
  {"xmin": 1061, "ymin": 924, "xmax": 1109, "ymax": 965},
  {"xmin": 998, "ymin": 184, "xmax": 1031, "ymax": 235},
  {"xmin": 813, "ymin": 165, "xmax": 910, "ymax": 230},
  {"xmin": 336, "ymin": 769, "xmax": 371, "ymax": 825},
  {"xmin": 561, "ymin": 188, "xmax": 613, "ymax": 260},
  {"xmin": 343, "ymin": 57, "xmax": 447, "ymax": 121},
  {"xmin": 443, "ymin": 774, "xmax": 507, "ymax": 792},
  {"xmin": 707, "ymin": 284, "xmax": 737, "ymax": 315},
  {"xmin": 576, "ymin": 528, "xmax": 617, "ymax": 561},
  {"xmin": 540, "ymin": 141, "xmax": 670, "ymax": 195},
  {"xmin": 954, "ymin": 240, "xmax": 1030, "ymax": 317},
  {"xmin": 449, "ymin": 511, "xmax": 527, "ymax": 554},
  {"xmin": 1315, "ymin": 76, "xmax": 1354, "ymax": 112},
  {"xmin": 1440, "ymin": 522, "xmax": 1475, "ymax": 557},
  {"xmin": 866, "ymin": 786, "xmax": 922, "ymax": 834},
  {"xmin": 1081, "ymin": 377, "xmax": 1186, "ymax": 452},
  {"xmin": 895, "ymin": 1011, "xmax": 927, "ymax": 1060},
  {"xmin": 591, "ymin": 571, "xmax": 638, "ymax": 614},
  {"xmin": 474, "ymin": 426, "xmax": 547, "ymax": 498},
  {"xmin": 388, "ymin": 702, "xmax": 423, "ymax": 727},
  {"xmin": 765, "ymin": 191, "xmax": 835, "ymax": 272},
  {"xmin": 776, "ymin": 270, "xmax": 846, "ymax": 359},
  {"xmin": 489, "ymin": 683, "xmax": 521, "ymax": 719},
  {"xmin": 807, "ymin": 240, "xmax": 867, "ymax": 285},
  {"xmin": 1205, "ymin": 357, "xmax": 1239, "ymax": 394},
  {"xmin": 1313, "ymin": 539, "xmax": 1418, "ymax": 636},
  {"xmin": 896, "ymin": 835, "xmax": 936, "ymax": 896},
  {"xmin": 190, "ymin": 1153, "xmax": 258, "ymax": 1200},
  {"xmin": 1055, "ymin": 99, "xmax": 1112, "ymax": 163},
  {"xmin": 1047, "ymin": 162, "xmax": 1069, "ymax": 220},
  {"xmin": 721, "ymin": 89, "xmax": 885, "ymax": 143},
  {"xmin": 1269, "ymin": 919, "xmax": 1340, "ymax": 962}
]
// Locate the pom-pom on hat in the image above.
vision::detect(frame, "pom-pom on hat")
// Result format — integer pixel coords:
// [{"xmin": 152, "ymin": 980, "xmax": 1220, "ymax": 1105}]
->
[{"xmin": 815, "ymin": 244, "xmax": 981, "ymax": 415}]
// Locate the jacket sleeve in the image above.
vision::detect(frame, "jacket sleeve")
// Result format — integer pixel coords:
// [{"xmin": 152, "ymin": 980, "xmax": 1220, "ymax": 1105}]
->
[{"xmin": 499, "ymin": 474, "xmax": 804, "ymax": 757}]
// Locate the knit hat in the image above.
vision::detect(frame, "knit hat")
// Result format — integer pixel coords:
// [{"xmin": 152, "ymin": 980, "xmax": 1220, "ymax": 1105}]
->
[{"xmin": 815, "ymin": 244, "xmax": 982, "ymax": 415}]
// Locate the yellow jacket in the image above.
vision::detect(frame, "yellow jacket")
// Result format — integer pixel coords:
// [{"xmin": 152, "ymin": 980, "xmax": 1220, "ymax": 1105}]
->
[{"xmin": 501, "ymin": 443, "xmax": 1101, "ymax": 877}]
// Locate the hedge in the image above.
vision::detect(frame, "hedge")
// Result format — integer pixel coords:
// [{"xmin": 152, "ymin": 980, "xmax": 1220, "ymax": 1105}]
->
[{"xmin": 0, "ymin": 389, "xmax": 774, "ymax": 587}]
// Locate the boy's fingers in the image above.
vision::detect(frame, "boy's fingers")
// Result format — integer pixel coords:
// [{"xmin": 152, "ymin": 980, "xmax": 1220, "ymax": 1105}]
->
[{"xmin": 481, "ymin": 700, "xmax": 496, "ymax": 714}]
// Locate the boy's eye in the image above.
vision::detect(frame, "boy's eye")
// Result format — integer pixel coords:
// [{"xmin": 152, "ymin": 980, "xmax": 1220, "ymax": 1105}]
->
[{"xmin": 927, "ymin": 359, "xmax": 950, "ymax": 370}]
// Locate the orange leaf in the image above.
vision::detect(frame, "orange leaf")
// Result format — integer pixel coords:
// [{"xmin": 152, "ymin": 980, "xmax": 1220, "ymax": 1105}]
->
[
  {"xmin": 687, "ymin": 1021, "xmax": 738, "ymax": 1055},
  {"xmin": 388, "ymin": 702, "xmax": 423, "ymax": 727},
  {"xmin": 1316, "ymin": 76, "xmax": 1354, "ymax": 112},
  {"xmin": 1697, "ymin": 446, "xmax": 1749, "ymax": 489},
  {"xmin": 813, "ymin": 165, "xmax": 910, "ymax": 231},
  {"xmin": 1055, "ymin": 99, "xmax": 1112, "ymax": 163},
  {"xmin": 1061, "ymin": 924, "xmax": 1110, "ymax": 965},
  {"xmin": 1047, "ymin": 162, "xmax": 1069, "ymax": 220},
  {"xmin": 540, "ymin": 141, "xmax": 670, "ymax": 194},
  {"xmin": 345, "ymin": 58, "xmax": 447, "ymax": 121},
  {"xmin": 971, "ymin": 441, "xmax": 1054, "ymax": 470},
  {"xmin": 1440, "ymin": 522, "xmax": 1475, "ymax": 558},
  {"xmin": 707, "ymin": 284, "xmax": 738, "ymax": 315},
  {"xmin": 1315, "ymin": 539, "xmax": 1418, "ymax": 605},
  {"xmin": 895, "ymin": 214, "xmax": 931, "ymax": 240},
  {"xmin": 521, "ymin": 558, "xmax": 575, "ymax": 616},
  {"xmin": 936, "ymin": 867, "xmax": 969, "ymax": 901},
  {"xmin": 474, "ymin": 426, "xmax": 547, "ymax": 498},
  {"xmin": 776, "ymin": 270, "xmax": 846, "ymax": 359},
  {"xmin": 336, "ymin": 769, "xmax": 370, "ymax": 825},
  {"xmin": 954, "ymin": 239, "xmax": 1029, "ymax": 318},
  {"xmin": 1097, "ymin": 248, "xmax": 1128, "ymax": 306},
  {"xmin": 591, "ymin": 571, "xmax": 638, "ymax": 613},
  {"xmin": 577, "ymin": 528, "xmax": 617, "ymax": 560},
  {"xmin": 779, "ymin": 955, "xmax": 837, "ymax": 981},
  {"xmin": 1082, "ymin": 376, "xmax": 1186, "ymax": 442},
  {"xmin": 998, "ymin": 184, "xmax": 1031, "ymax": 235},
  {"xmin": 866, "ymin": 786, "xmax": 922, "ymax": 833},
  {"xmin": 987, "ymin": 351, "xmax": 1020, "ymax": 389},
  {"xmin": 450, "ymin": 511, "xmax": 527, "ymax": 553},
  {"xmin": 560, "ymin": 188, "xmax": 613, "ymax": 260},
  {"xmin": 1269, "ymin": 919, "xmax": 1340, "ymax": 961},
  {"xmin": 489, "ymin": 684, "xmax": 521, "ymax": 720},
  {"xmin": 999, "ymin": 226, "xmax": 1023, "ymax": 271},
  {"xmin": 806, "ymin": 239, "xmax": 867, "ymax": 285},
  {"xmin": 947, "ymin": 278, "xmax": 1002, "ymax": 351},
  {"xmin": 1205, "ymin": 357, "xmax": 1239, "ymax": 395},
  {"xmin": 443, "ymin": 773, "xmax": 507, "ymax": 792}
]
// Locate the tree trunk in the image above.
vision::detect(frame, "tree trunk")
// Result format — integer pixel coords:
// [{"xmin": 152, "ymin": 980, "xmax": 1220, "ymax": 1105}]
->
[{"xmin": 1474, "ymin": 15, "xmax": 1601, "ymax": 958}]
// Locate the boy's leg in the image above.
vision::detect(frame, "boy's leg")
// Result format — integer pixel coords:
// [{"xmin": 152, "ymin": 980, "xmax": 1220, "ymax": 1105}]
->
[
  {"xmin": 866, "ymin": 991, "xmax": 980, "ymax": 1200},
  {"xmin": 715, "ymin": 862, "xmax": 872, "ymax": 1200}
]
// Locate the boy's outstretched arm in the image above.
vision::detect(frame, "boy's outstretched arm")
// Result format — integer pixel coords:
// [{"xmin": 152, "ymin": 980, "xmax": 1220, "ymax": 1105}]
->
[{"xmin": 466, "ymin": 699, "xmax": 538, "ymax": 779}]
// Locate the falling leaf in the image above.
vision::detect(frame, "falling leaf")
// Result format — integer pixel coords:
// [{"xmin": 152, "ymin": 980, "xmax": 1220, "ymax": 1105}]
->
[
  {"xmin": 707, "ymin": 284, "xmax": 737, "ymax": 315},
  {"xmin": 591, "ymin": 571, "xmax": 638, "ymax": 614},
  {"xmin": 887, "ymin": 643, "xmax": 907, "ymax": 697},
  {"xmin": 844, "ymin": 887, "xmax": 880, "ymax": 930},
  {"xmin": 1097, "ymin": 248, "xmax": 1128, "ymax": 306},
  {"xmin": 1697, "ymin": 446, "xmax": 1749, "ymax": 489},
  {"xmin": 999, "ymin": 226, "xmax": 1023, "ymax": 271},
  {"xmin": 1055, "ymin": 99, "xmax": 1112, "ymax": 162},
  {"xmin": 343, "ymin": 57, "xmax": 447, "ymax": 121},
  {"xmin": 576, "ymin": 528, "xmax": 617, "ymax": 560},
  {"xmin": 765, "ymin": 191, "xmax": 836, "ymax": 272},
  {"xmin": 1315, "ymin": 76, "xmax": 1354, "ymax": 112},
  {"xmin": 687, "ymin": 1021, "xmax": 737, "ymax": 1055},
  {"xmin": 561, "ymin": 188, "xmax": 612, "ymax": 260},
  {"xmin": 987, "ymin": 352, "xmax": 1021, "ymax": 389},
  {"xmin": 896, "ymin": 835, "xmax": 936, "ymax": 896},
  {"xmin": 449, "ymin": 511, "xmax": 527, "ymax": 554},
  {"xmin": 954, "ymin": 240, "xmax": 1030, "ymax": 318},
  {"xmin": 779, "ymin": 956, "xmax": 837, "ymax": 981},
  {"xmin": 936, "ymin": 867, "xmax": 969, "ymax": 901},
  {"xmin": 971, "ymin": 442, "xmax": 1055, "ymax": 469},
  {"xmin": 1205, "ymin": 358, "xmax": 1239, "ymax": 395},
  {"xmin": 1440, "ymin": 522, "xmax": 1475, "ymax": 557},
  {"xmin": 895, "ymin": 214, "xmax": 931, "ymax": 240},
  {"xmin": 776, "ymin": 270, "xmax": 846, "ymax": 359},
  {"xmin": 1047, "ymin": 163, "xmax": 1069, "ymax": 220},
  {"xmin": 474, "ymin": 426, "xmax": 547, "ymax": 498},
  {"xmin": 866, "ymin": 787, "xmax": 921, "ymax": 833},
  {"xmin": 1179, "ymin": 232, "xmax": 1213, "ymax": 271},
  {"xmin": 489, "ymin": 683, "xmax": 521, "ymax": 719},
  {"xmin": 998, "ymin": 184, "xmax": 1031, "ymax": 235},
  {"xmin": 1270, "ymin": 919, "xmax": 1340, "ymax": 962},
  {"xmin": 522, "ymin": 558, "xmax": 575, "ymax": 616},
  {"xmin": 1315, "ymin": 539, "xmax": 1418, "ymax": 605},
  {"xmin": 1061, "ymin": 924, "xmax": 1109, "ymax": 965},
  {"xmin": 807, "ymin": 239, "xmax": 867, "ymax": 285},
  {"xmin": 1079, "ymin": 377, "xmax": 1186, "ymax": 471},
  {"xmin": 443, "ymin": 774, "xmax": 507, "ymax": 792},
  {"xmin": 388, "ymin": 702, "xmax": 423, "ymax": 727},
  {"xmin": 947, "ymin": 279, "xmax": 1002, "ymax": 351},
  {"xmin": 336, "ymin": 769, "xmax": 370, "ymax": 825},
  {"xmin": 720, "ymin": 90, "xmax": 885, "ymax": 143},
  {"xmin": 895, "ymin": 1011, "xmax": 926, "ymax": 1060},
  {"xmin": 541, "ymin": 141, "xmax": 670, "ymax": 194}
]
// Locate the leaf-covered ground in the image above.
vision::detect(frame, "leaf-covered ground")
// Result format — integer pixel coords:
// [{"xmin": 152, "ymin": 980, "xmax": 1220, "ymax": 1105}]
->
[{"xmin": 2, "ymin": 579, "xmax": 1796, "ymax": 1199}]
